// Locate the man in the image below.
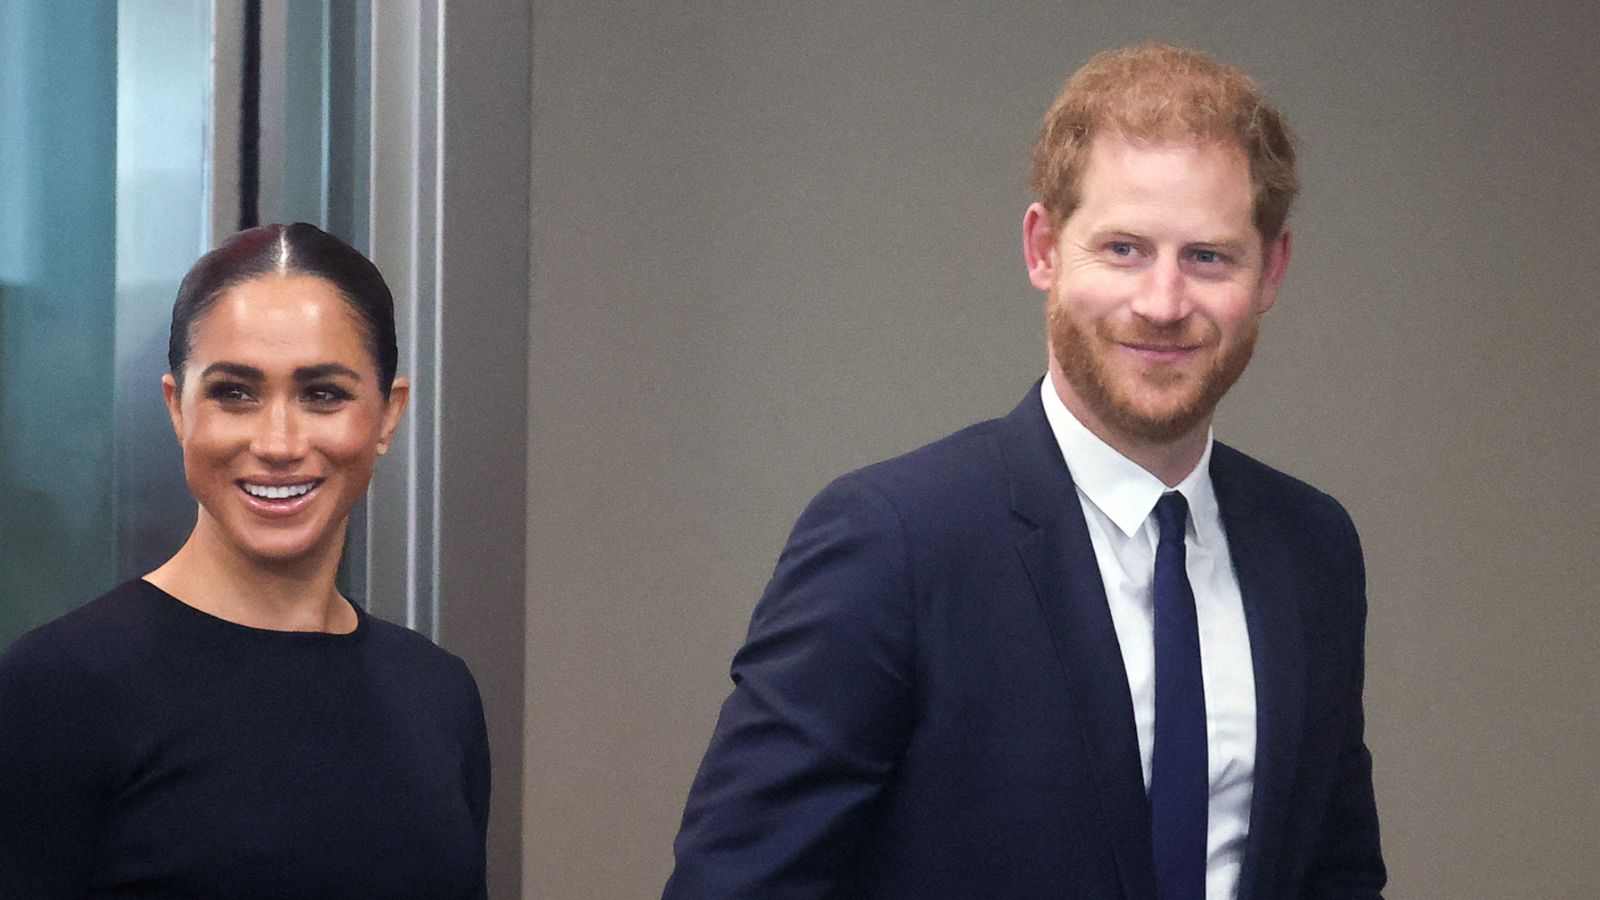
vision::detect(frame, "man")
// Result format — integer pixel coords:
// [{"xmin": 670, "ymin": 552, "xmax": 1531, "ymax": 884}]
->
[{"xmin": 665, "ymin": 43, "xmax": 1384, "ymax": 899}]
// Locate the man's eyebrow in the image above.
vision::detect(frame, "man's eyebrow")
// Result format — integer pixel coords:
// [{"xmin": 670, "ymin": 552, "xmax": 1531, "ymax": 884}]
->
[
  {"xmin": 1085, "ymin": 228, "xmax": 1253, "ymax": 249},
  {"xmin": 294, "ymin": 363, "xmax": 363, "ymax": 382},
  {"xmin": 199, "ymin": 362, "xmax": 265, "ymax": 382}
]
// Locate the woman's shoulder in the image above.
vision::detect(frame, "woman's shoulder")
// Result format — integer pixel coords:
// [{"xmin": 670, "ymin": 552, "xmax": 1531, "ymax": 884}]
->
[
  {"xmin": 354, "ymin": 614, "xmax": 484, "ymax": 737},
  {"xmin": 357, "ymin": 611, "xmax": 477, "ymax": 685},
  {"xmin": 1, "ymin": 580, "xmax": 171, "ymax": 680},
  {"xmin": 0, "ymin": 581, "xmax": 172, "ymax": 733}
]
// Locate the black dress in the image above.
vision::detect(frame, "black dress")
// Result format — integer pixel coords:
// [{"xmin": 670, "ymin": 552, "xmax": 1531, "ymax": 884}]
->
[{"xmin": 0, "ymin": 580, "xmax": 489, "ymax": 899}]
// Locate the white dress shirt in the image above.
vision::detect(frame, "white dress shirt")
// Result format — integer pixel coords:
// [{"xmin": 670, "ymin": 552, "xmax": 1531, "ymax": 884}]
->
[{"xmin": 1041, "ymin": 381, "xmax": 1256, "ymax": 900}]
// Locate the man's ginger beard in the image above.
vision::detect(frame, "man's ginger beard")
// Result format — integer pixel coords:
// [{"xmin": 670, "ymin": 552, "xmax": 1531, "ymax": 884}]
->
[{"xmin": 1047, "ymin": 288, "xmax": 1259, "ymax": 444}]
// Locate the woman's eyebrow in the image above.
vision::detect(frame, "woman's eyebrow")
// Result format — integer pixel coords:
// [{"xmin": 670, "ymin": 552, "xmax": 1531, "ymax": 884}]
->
[
  {"xmin": 294, "ymin": 363, "xmax": 363, "ymax": 382},
  {"xmin": 199, "ymin": 362, "xmax": 265, "ymax": 382}
]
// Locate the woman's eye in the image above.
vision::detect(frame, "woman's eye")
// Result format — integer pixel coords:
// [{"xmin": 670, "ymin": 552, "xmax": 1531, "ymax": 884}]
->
[
  {"xmin": 304, "ymin": 386, "xmax": 353, "ymax": 406},
  {"xmin": 206, "ymin": 383, "xmax": 253, "ymax": 404}
]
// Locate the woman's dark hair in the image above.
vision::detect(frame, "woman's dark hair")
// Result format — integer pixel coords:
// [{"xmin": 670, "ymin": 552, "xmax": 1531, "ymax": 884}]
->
[{"xmin": 168, "ymin": 223, "xmax": 400, "ymax": 397}]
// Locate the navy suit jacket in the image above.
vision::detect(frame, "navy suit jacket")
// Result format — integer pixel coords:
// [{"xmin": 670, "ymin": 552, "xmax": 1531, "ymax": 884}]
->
[{"xmin": 666, "ymin": 382, "xmax": 1384, "ymax": 899}]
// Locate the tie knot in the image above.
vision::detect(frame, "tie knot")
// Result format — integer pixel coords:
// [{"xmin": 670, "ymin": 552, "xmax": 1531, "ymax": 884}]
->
[{"xmin": 1154, "ymin": 491, "xmax": 1189, "ymax": 544}]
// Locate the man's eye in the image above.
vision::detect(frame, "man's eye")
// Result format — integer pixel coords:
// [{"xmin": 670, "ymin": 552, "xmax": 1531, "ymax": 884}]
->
[
  {"xmin": 1192, "ymin": 249, "xmax": 1225, "ymax": 265},
  {"xmin": 1109, "ymin": 242, "xmax": 1135, "ymax": 257}
]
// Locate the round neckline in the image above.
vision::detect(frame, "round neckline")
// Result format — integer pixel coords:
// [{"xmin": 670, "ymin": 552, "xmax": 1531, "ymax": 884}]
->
[{"xmin": 136, "ymin": 578, "xmax": 368, "ymax": 644}]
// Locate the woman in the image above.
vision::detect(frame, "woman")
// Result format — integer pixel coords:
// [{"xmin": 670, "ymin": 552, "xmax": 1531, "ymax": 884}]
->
[{"xmin": 0, "ymin": 224, "xmax": 489, "ymax": 899}]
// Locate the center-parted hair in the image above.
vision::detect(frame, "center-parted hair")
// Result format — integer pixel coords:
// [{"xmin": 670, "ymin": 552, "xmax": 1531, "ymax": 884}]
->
[
  {"xmin": 168, "ymin": 223, "xmax": 400, "ymax": 398},
  {"xmin": 1030, "ymin": 43, "xmax": 1299, "ymax": 240}
]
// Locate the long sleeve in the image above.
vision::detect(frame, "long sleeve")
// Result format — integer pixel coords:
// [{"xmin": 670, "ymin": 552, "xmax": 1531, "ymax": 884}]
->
[
  {"xmin": 1300, "ymin": 707, "xmax": 1385, "ymax": 898},
  {"xmin": 664, "ymin": 474, "xmax": 917, "ymax": 899},
  {"xmin": 459, "ymin": 660, "xmax": 492, "ymax": 900},
  {"xmin": 1300, "ymin": 509, "xmax": 1386, "ymax": 898},
  {"xmin": 0, "ymin": 630, "xmax": 109, "ymax": 899}
]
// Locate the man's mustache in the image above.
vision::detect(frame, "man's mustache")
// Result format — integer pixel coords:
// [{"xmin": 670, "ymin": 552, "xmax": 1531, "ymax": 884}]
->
[{"xmin": 1098, "ymin": 321, "xmax": 1214, "ymax": 349}]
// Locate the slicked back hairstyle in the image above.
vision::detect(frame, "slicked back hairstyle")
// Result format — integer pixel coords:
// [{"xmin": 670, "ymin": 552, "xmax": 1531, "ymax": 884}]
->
[
  {"xmin": 1029, "ymin": 42, "xmax": 1299, "ymax": 240},
  {"xmin": 167, "ymin": 223, "xmax": 400, "ymax": 398}
]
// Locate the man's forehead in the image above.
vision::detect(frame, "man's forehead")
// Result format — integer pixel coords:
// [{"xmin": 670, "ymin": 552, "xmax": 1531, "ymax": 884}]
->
[
  {"xmin": 1068, "ymin": 132, "xmax": 1256, "ymax": 239},
  {"xmin": 1083, "ymin": 130, "xmax": 1251, "ymax": 172}
]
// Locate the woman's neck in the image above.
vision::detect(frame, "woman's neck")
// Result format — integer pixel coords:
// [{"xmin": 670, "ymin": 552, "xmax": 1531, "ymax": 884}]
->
[{"xmin": 145, "ymin": 516, "xmax": 356, "ymax": 634}]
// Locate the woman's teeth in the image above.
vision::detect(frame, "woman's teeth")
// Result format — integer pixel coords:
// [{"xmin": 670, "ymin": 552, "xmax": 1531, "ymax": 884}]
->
[{"xmin": 243, "ymin": 482, "xmax": 315, "ymax": 500}]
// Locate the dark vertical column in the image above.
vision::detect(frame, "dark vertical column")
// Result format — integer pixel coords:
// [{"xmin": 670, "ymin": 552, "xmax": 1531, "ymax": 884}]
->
[{"xmin": 238, "ymin": 0, "xmax": 261, "ymax": 230}]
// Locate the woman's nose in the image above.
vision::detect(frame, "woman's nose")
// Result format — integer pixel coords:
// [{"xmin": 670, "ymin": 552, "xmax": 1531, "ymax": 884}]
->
[{"xmin": 250, "ymin": 399, "xmax": 306, "ymax": 462}]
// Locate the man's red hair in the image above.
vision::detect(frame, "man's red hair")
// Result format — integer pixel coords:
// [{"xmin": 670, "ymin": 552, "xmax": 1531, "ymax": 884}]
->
[{"xmin": 1030, "ymin": 43, "xmax": 1299, "ymax": 240}]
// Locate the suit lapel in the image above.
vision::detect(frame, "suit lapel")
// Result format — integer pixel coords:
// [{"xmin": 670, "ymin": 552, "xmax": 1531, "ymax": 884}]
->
[
  {"xmin": 1212, "ymin": 447, "xmax": 1306, "ymax": 900},
  {"xmin": 999, "ymin": 383, "xmax": 1157, "ymax": 900}
]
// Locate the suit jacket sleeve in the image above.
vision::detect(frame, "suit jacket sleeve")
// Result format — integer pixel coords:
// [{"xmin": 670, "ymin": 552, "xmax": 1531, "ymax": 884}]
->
[
  {"xmin": 1301, "ymin": 505, "xmax": 1386, "ymax": 898},
  {"xmin": 664, "ymin": 473, "xmax": 916, "ymax": 899},
  {"xmin": 454, "ymin": 657, "xmax": 492, "ymax": 900}
]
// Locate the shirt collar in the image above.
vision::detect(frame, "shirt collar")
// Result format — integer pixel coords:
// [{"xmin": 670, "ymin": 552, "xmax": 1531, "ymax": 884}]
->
[{"xmin": 1040, "ymin": 375, "xmax": 1222, "ymax": 546}]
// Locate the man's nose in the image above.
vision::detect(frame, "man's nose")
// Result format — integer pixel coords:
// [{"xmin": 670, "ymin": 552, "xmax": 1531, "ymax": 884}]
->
[
  {"xmin": 1130, "ymin": 257, "xmax": 1190, "ymax": 324},
  {"xmin": 251, "ymin": 399, "xmax": 307, "ymax": 463}
]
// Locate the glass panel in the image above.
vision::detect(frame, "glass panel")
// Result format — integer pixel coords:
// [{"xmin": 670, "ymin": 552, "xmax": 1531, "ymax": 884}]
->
[
  {"xmin": 258, "ymin": 0, "xmax": 373, "ymax": 603},
  {"xmin": 0, "ymin": 0, "xmax": 120, "ymax": 647},
  {"xmin": 257, "ymin": 0, "xmax": 370, "ymax": 243},
  {"xmin": 326, "ymin": 0, "xmax": 372, "ymax": 253},
  {"xmin": 112, "ymin": 0, "xmax": 215, "ymax": 579},
  {"xmin": 1, "ymin": 0, "xmax": 373, "ymax": 649},
  {"xmin": 231, "ymin": 0, "xmax": 373, "ymax": 605}
]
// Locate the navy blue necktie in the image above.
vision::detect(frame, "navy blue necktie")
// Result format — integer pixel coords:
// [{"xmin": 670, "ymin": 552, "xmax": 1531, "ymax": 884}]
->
[{"xmin": 1150, "ymin": 491, "xmax": 1207, "ymax": 900}]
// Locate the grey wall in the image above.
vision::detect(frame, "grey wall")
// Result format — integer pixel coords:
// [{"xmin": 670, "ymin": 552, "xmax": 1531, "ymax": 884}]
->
[
  {"xmin": 437, "ymin": 4, "xmax": 532, "ymax": 898},
  {"xmin": 527, "ymin": 1, "xmax": 1600, "ymax": 896}
]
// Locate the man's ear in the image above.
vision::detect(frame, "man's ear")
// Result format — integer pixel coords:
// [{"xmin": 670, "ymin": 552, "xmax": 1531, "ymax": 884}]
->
[
  {"xmin": 375, "ymin": 378, "xmax": 411, "ymax": 456},
  {"xmin": 161, "ymin": 373, "xmax": 185, "ymax": 443},
  {"xmin": 1022, "ymin": 202, "xmax": 1060, "ymax": 293},
  {"xmin": 1256, "ymin": 228, "xmax": 1293, "ymax": 314}
]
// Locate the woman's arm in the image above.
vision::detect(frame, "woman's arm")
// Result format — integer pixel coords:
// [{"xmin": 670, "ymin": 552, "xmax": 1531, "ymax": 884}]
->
[{"xmin": 0, "ymin": 629, "xmax": 108, "ymax": 898}]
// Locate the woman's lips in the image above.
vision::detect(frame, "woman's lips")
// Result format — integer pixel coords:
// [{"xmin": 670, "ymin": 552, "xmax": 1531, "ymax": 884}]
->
[{"xmin": 236, "ymin": 479, "xmax": 324, "ymax": 518}]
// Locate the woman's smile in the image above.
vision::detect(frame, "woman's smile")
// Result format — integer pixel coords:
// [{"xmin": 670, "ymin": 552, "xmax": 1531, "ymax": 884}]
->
[
  {"xmin": 237, "ymin": 477, "xmax": 325, "ymax": 517},
  {"xmin": 164, "ymin": 273, "xmax": 406, "ymax": 565}
]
